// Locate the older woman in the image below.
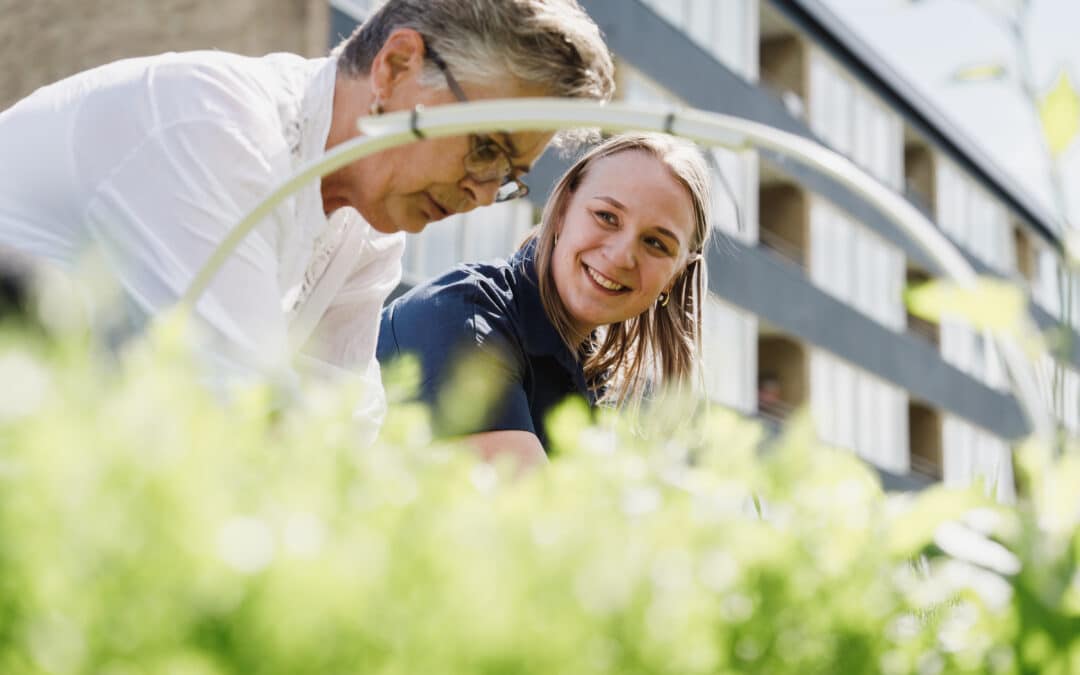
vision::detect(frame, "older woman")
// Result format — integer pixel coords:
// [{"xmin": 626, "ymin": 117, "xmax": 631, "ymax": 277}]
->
[
  {"xmin": 0, "ymin": 0, "xmax": 614, "ymax": 390},
  {"xmin": 378, "ymin": 133, "xmax": 713, "ymax": 468}
]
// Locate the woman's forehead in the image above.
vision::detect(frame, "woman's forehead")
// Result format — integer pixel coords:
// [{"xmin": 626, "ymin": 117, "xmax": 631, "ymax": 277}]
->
[{"xmin": 581, "ymin": 153, "xmax": 692, "ymax": 208}]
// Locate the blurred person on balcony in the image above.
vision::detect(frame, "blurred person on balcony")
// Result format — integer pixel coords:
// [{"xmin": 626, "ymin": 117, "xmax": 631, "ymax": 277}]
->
[
  {"xmin": 378, "ymin": 133, "xmax": 712, "ymax": 470},
  {"xmin": 0, "ymin": 0, "xmax": 614, "ymax": 429},
  {"xmin": 757, "ymin": 372, "xmax": 790, "ymax": 422}
]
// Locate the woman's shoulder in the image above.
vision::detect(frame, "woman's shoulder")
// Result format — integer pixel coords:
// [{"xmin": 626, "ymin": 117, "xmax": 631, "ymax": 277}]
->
[
  {"xmin": 377, "ymin": 256, "xmax": 532, "ymax": 378},
  {"xmin": 387, "ymin": 257, "xmax": 527, "ymax": 323}
]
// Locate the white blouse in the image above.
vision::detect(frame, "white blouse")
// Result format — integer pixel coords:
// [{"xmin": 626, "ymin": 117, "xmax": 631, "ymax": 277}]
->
[{"xmin": 0, "ymin": 51, "xmax": 404, "ymax": 430}]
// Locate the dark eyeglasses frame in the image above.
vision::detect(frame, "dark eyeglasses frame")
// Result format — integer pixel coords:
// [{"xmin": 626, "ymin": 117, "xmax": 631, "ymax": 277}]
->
[{"xmin": 424, "ymin": 45, "xmax": 530, "ymax": 203}]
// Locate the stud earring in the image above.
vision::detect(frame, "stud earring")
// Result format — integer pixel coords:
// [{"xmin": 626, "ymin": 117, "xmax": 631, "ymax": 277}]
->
[{"xmin": 657, "ymin": 292, "xmax": 670, "ymax": 308}]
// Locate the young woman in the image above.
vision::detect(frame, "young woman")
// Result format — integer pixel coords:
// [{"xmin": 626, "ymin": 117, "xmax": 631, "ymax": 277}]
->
[{"xmin": 377, "ymin": 133, "xmax": 712, "ymax": 469}]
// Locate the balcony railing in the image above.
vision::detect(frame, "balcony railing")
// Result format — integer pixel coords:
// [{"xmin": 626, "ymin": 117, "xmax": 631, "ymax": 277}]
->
[
  {"xmin": 909, "ymin": 453, "xmax": 943, "ymax": 480},
  {"xmin": 757, "ymin": 397, "xmax": 797, "ymax": 425},
  {"xmin": 905, "ymin": 313, "xmax": 939, "ymax": 346},
  {"xmin": 758, "ymin": 229, "xmax": 806, "ymax": 269},
  {"xmin": 902, "ymin": 182, "xmax": 934, "ymax": 218}
]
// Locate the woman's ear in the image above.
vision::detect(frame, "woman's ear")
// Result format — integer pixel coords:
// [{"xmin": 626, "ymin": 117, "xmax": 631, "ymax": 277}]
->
[
  {"xmin": 368, "ymin": 28, "xmax": 427, "ymax": 104},
  {"xmin": 671, "ymin": 252, "xmax": 700, "ymax": 287},
  {"xmin": 662, "ymin": 264, "xmax": 689, "ymax": 299}
]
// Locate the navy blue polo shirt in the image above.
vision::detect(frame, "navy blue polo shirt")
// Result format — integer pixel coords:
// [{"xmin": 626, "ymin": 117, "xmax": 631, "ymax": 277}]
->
[{"xmin": 377, "ymin": 244, "xmax": 593, "ymax": 450}]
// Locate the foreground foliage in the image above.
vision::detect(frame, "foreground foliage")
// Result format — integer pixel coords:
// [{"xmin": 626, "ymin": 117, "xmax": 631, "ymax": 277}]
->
[{"xmin": 0, "ymin": 316, "xmax": 1078, "ymax": 674}]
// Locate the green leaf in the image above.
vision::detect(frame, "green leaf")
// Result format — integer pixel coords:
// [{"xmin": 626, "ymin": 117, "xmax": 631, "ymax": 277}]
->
[
  {"xmin": 905, "ymin": 277, "xmax": 1026, "ymax": 332},
  {"xmin": 888, "ymin": 487, "xmax": 987, "ymax": 558},
  {"xmin": 1039, "ymin": 69, "xmax": 1080, "ymax": 156},
  {"xmin": 950, "ymin": 62, "xmax": 1008, "ymax": 82},
  {"xmin": 544, "ymin": 395, "xmax": 593, "ymax": 456}
]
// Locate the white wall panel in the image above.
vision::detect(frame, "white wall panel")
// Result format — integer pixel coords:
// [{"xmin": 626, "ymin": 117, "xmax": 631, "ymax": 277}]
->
[
  {"xmin": 810, "ymin": 350, "xmax": 909, "ymax": 473},
  {"xmin": 711, "ymin": 149, "xmax": 759, "ymax": 244},
  {"xmin": 809, "ymin": 198, "xmax": 904, "ymax": 331},
  {"xmin": 851, "ymin": 94, "xmax": 872, "ymax": 173},
  {"xmin": 934, "ymin": 158, "xmax": 1014, "ymax": 274},
  {"xmin": 460, "ymin": 200, "xmax": 534, "ymax": 263},
  {"xmin": 834, "ymin": 355, "xmax": 856, "ymax": 449},
  {"xmin": 828, "ymin": 75, "xmax": 854, "ymax": 156},
  {"xmin": 701, "ymin": 296, "xmax": 756, "ymax": 412},
  {"xmin": 685, "ymin": 0, "xmax": 714, "ymax": 54},
  {"xmin": 940, "ymin": 318, "xmax": 1009, "ymax": 391},
  {"xmin": 810, "ymin": 353, "xmax": 838, "ymax": 444},
  {"xmin": 1031, "ymin": 248, "xmax": 1080, "ymax": 333},
  {"xmin": 642, "ymin": 0, "xmax": 686, "ymax": 30},
  {"xmin": 942, "ymin": 415, "xmax": 1015, "ymax": 503},
  {"xmin": 642, "ymin": 0, "xmax": 758, "ymax": 79},
  {"xmin": 806, "ymin": 51, "xmax": 903, "ymax": 191},
  {"xmin": 330, "ymin": 0, "xmax": 376, "ymax": 18},
  {"xmin": 403, "ymin": 201, "xmax": 533, "ymax": 283},
  {"xmin": 809, "ymin": 55, "xmax": 830, "ymax": 131},
  {"xmin": 1064, "ymin": 366, "xmax": 1080, "ymax": 433},
  {"xmin": 853, "ymin": 228, "xmax": 875, "ymax": 318},
  {"xmin": 1035, "ymin": 355, "xmax": 1080, "ymax": 435},
  {"xmin": 1033, "ymin": 248, "xmax": 1060, "ymax": 316}
]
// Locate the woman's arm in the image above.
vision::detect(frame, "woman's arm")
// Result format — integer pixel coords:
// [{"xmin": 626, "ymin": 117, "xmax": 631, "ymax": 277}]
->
[
  {"xmin": 467, "ymin": 430, "xmax": 548, "ymax": 474},
  {"xmin": 378, "ymin": 268, "xmax": 546, "ymax": 469}
]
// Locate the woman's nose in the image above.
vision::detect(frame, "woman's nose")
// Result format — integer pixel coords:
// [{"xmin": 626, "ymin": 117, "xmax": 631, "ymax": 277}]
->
[
  {"xmin": 460, "ymin": 174, "xmax": 501, "ymax": 207},
  {"xmin": 605, "ymin": 232, "xmax": 637, "ymax": 269}
]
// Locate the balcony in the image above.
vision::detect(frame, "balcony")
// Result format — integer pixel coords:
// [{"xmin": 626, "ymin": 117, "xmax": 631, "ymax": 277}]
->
[
  {"xmin": 757, "ymin": 334, "xmax": 807, "ymax": 426},
  {"xmin": 759, "ymin": 227, "xmax": 806, "ymax": 269},
  {"xmin": 758, "ymin": 183, "xmax": 808, "ymax": 269},
  {"xmin": 757, "ymin": 395, "xmax": 797, "ymax": 425},
  {"xmin": 906, "ymin": 313, "xmax": 939, "ymax": 347},
  {"xmin": 908, "ymin": 401, "xmax": 943, "ymax": 480},
  {"xmin": 905, "ymin": 267, "xmax": 939, "ymax": 346},
  {"xmin": 759, "ymin": 33, "xmax": 806, "ymax": 110}
]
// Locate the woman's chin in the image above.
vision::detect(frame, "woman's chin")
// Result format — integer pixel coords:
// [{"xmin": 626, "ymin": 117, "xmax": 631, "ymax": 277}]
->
[
  {"xmin": 368, "ymin": 219, "xmax": 405, "ymax": 234},
  {"xmin": 366, "ymin": 210, "xmax": 417, "ymax": 234},
  {"xmin": 566, "ymin": 304, "xmax": 614, "ymax": 335}
]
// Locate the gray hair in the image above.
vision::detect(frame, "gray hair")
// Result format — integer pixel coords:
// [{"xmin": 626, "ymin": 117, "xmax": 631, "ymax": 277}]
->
[{"xmin": 335, "ymin": 0, "xmax": 615, "ymax": 138}]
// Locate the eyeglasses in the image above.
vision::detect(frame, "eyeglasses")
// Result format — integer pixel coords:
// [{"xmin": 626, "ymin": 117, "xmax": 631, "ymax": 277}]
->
[{"xmin": 425, "ymin": 45, "xmax": 530, "ymax": 203}]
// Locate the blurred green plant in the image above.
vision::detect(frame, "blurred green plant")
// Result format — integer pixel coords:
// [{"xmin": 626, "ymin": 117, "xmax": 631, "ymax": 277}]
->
[{"xmin": 0, "ymin": 313, "xmax": 1078, "ymax": 674}]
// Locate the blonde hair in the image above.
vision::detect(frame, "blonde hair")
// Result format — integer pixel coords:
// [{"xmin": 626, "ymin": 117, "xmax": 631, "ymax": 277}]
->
[{"xmin": 525, "ymin": 133, "xmax": 712, "ymax": 405}]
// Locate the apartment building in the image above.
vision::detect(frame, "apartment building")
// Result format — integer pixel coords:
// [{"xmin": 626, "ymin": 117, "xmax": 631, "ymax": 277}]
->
[{"xmin": 332, "ymin": 0, "xmax": 1076, "ymax": 498}]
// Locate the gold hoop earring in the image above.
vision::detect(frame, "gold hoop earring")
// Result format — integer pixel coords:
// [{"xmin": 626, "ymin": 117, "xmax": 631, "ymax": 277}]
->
[{"xmin": 657, "ymin": 292, "xmax": 670, "ymax": 308}]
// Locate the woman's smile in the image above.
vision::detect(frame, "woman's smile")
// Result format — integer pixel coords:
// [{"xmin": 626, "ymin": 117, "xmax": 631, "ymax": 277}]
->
[{"xmin": 583, "ymin": 263, "xmax": 630, "ymax": 293}]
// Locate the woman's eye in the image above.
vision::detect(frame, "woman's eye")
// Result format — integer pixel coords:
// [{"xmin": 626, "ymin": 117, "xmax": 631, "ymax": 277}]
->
[
  {"xmin": 594, "ymin": 210, "xmax": 617, "ymax": 225},
  {"xmin": 645, "ymin": 237, "xmax": 671, "ymax": 254}
]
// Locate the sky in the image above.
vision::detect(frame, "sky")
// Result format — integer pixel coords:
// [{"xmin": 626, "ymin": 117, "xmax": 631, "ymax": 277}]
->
[{"xmin": 818, "ymin": 0, "xmax": 1080, "ymax": 231}]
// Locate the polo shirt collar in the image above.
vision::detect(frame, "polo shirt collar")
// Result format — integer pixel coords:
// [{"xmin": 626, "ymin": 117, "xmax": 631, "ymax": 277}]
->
[{"xmin": 509, "ymin": 243, "xmax": 595, "ymax": 403}]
